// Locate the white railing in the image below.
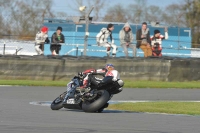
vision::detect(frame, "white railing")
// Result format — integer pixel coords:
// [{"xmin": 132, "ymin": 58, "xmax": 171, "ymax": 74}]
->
[{"xmin": 1, "ymin": 40, "xmax": 200, "ymax": 57}]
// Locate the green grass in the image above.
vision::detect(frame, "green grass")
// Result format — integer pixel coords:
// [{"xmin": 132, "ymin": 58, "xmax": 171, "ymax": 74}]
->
[
  {"xmin": 0, "ymin": 80, "xmax": 68, "ymax": 87},
  {"xmin": 0, "ymin": 79, "xmax": 200, "ymax": 88},
  {"xmin": 108, "ymin": 102, "xmax": 200, "ymax": 115},
  {"xmin": 124, "ymin": 80, "xmax": 200, "ymax": 89},
  {"xmin": 1, "ymin": 80, "xmax": 199, "ymax": 115}
]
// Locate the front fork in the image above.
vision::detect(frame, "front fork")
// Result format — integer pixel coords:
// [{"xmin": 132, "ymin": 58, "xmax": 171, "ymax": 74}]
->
[{"xmin": 63, "ymin": 80, "xmax": 80, "ymax": 103}]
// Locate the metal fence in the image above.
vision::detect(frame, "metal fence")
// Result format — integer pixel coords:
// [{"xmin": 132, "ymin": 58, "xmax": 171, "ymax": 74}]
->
[{"xmin": 0, "ymin": 32, "xmax": 200, "ymax": 58}]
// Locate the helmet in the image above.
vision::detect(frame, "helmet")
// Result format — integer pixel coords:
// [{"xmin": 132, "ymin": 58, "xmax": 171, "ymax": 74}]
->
[
  {"xmin": 78, "ymin": 72, "xmax": 86, "ymax": 79},
  {"xmin": 105, "ymin": 64, "xmax": 114, "ymax": 71},
  {"xmin": 41, "ymin": 26, "xmax": 48, "ymax": 33}
]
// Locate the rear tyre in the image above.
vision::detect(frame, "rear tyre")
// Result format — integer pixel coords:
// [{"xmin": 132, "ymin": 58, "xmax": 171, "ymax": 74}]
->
[
  {"xmin": 97, "ymin": 103, "xmax": 109, "ymax": 113},
  {"xmin": 82, "ymin": 90, "xmax": 110, "ymax": 112}
]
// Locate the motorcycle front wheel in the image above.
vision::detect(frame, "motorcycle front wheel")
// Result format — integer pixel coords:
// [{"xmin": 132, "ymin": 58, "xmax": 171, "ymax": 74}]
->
[{"xmin": 50, "ymin": 92, "xmax": 67, "ymax": 110}]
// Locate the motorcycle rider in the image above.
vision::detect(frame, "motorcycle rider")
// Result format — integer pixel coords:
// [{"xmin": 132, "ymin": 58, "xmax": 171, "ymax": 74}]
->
[
  {"xmin": 77, "ymin": 64, "xmax": 121, "ymax": 92},
  {"xmin": 63, "ymin": 64, "xmax": 123, "ymax": 103}
]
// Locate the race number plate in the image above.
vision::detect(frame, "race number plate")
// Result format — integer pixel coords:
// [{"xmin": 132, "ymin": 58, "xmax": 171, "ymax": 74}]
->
[{"xmin": 66, "ymin": 98, "xmax": 75, "ymax": 104}]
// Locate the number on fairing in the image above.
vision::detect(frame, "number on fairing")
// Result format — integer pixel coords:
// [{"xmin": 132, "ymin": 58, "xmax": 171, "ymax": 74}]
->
[{"xmin": 67, "ymin": 99, "xmax": 75, "ymax": 104}]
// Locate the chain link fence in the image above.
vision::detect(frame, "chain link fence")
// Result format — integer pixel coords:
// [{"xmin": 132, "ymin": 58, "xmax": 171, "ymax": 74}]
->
[{"xmin": 1, "ymin": 21, "xmax": 200, "ymax": 58}]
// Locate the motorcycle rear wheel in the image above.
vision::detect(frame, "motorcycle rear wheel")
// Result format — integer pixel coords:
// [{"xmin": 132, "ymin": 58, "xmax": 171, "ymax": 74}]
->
[{"xmin": 82, "ymin": 90, "xmax": 110, "ymax": 112}]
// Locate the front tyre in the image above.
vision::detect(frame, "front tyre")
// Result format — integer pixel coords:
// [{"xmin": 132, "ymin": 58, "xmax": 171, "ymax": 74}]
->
[
  {"xmin": 50, "ymin": 92, "xmax": 66, "ymax": 110},
  {"xmin": 82, "ymin": 90, "xmax": 110, "ymax": 112}
]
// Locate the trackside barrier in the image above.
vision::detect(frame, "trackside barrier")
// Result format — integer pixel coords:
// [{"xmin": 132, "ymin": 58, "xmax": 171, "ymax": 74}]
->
[{"xmin": 0, "ymin": 56, "xmax": 200, "ymax": 81}]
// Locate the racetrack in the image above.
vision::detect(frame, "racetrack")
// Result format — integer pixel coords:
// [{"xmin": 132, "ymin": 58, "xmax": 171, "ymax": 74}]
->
[{"xmin": 0, "ymin": 86, "xmax": 200, "ymax": 133}]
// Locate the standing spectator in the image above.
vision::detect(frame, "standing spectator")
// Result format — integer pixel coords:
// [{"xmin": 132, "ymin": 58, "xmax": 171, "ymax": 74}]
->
[
  {"xmin": 35, "ymin": 26, "xmax": 50, "ymax": 55},
  {"xmin": 50, "ymin": 26, "xmax": 65, "ymax": 55},
  {"xmin": 96, "ymin": 23, "xmax": 117, "ymax": 57},
  {"xmin": 136, "ymin": 22, "xmax": 152, "ymax": 57},
  {"xmin": 151, "ymin": 28, "xmax": 168, "ymax": 56},
  {"xmin": 119, "ymin": 22, "xmax": 136, "ymax": 57}
]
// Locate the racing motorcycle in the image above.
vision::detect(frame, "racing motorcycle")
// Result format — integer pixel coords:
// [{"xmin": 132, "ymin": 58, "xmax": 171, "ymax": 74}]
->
[{"xmin": 50, "ymin": 75, "xmax": 124, "ymax": 113}]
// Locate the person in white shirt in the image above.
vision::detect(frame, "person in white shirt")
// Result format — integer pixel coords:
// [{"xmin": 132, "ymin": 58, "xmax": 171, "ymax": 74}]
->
[
  {"xmin": 96, "ymin": 24, "xmax": 117, "ymax": 57},
  {"xmin": 35, "ymin": 26, "xmax": 50, "ymax": 55}
]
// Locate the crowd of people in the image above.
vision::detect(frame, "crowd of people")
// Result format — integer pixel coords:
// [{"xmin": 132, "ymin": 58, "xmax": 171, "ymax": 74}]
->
[
  {"xmin": 35, "ymin": 22, "xmax": 168, "ymax": 57},
  {"xmin": 35, "ymin": 26, "xmax": 65, "ymax": 55}
]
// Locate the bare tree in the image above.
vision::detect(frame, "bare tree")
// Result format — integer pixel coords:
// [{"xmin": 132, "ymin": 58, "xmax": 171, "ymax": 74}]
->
[
  {"xmin": 126, "ymin": 0, "xmax": 147, "ymax": 23},
  {"xmin": 102, "ymin": 0, "xmax": 163, "ymax": 24},
  {"xmin": 161, "ymin": 4, "xmax": 185, "ymax": 27},
  {"xmin": 0, "ymin": 0, "xmax": 12, "ymax": 38},
  {"xmin": 56, "ymin": 12, "xmax": 68, "ymax": 19},
  {"xmin": 87, "ymin": 0, "xmax": 105, "ymax": 21},
  {"xmin": 0, "ymin": 0, "xmax": 67, "ymax": 40},
  {"xmin": 103, "ymin": 4, "xmax": 127, "ymax": 22},
  {"xmin": 68, "ymin": 0, "xmax": 105, "ymax": 21},
  {"xmin": 183, "ymin": 0, "xmax": 200, "ymax": 47},
  {"xmin": 146, "ymin": 5, "xmax": 163, "ymax": 23}
]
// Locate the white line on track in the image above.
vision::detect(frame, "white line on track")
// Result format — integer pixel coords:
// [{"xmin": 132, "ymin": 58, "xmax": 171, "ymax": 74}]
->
[
  {"xmin": 29, "ymin": 100, "xmax": 200, "ymax": 116},
  {"xmin": 29, "ymin": 100, "xmax": 200, "ymax": 107}
]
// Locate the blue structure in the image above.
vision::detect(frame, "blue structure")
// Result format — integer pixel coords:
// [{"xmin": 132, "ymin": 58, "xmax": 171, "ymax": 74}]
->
[{"xmin": 43, "ymin": 18, "xmax": 191, "ymax": 57}]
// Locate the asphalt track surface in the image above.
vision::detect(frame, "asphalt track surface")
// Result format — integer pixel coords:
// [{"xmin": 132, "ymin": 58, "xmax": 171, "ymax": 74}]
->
[{"xmin": 0, "ymin": 86, "xmax": 200, "ymax": 133}]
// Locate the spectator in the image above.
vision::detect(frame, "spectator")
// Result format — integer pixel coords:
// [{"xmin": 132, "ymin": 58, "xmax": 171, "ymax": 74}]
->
[
  {"xmin": 96, "ymin": 23, "xmax": 117, "ymax": 57},
  {"xmin": 136, "ymin": 22, "xmax": 152, "ymax": 57},
  {"xmin": 151, "ymin": 27, "xmax": 168, "ymax": 48},
  {"xmin": 35, "ymin": 26, "xmax": 50, "ymax": 55},
  {"xmin": 119, "ymin": 22, "xmax": 136, "ymax": 57},
  {"xmin": 50, "ymin": 26, "xmax": 65, "ymax": 55},
  {"xmin": 151, "ymin": 28, "xmax": 168, "ymax": 56}
]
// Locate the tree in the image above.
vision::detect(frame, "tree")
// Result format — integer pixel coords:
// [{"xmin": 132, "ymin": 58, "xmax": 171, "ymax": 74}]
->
[
  {"xmin": 146, "ymin": 5, "xmax": 163, "ymax": 23},
  {"xmin": 103, "ymin": 4, "xmax": 127, "ymax": 22},
  {"xmin": 126, "ymin": 0, "xmax": 147, "ymax": 23},
  {"xmin": 183, "ymin": 0, "xmax": 200, "ymax": 48},
  {"xmin": 0, "ymin": 0, "xmax": 12, "ymax": 38},
  {"xmin": 0, "ymin": 0, "xmax": 67, "ymax": 40},
  {"xmin": 162, "ymin": 4, "xmax": 185, "ymax": 27},
  {"xmin": 68, "ymin": 0, "xmax": 105, "ymax": 21},
  {"xmin": 102, "ymin": 0, "xmax": 153, "ymax": 23},
  {"xmin": 8, "ymin": 0, "xmax": 55, "ymax": 39}
]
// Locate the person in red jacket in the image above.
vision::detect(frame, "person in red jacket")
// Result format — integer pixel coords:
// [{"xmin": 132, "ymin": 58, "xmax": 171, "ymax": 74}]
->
[{"xmin": 151, "ymin": 27, "xmax": 168, "ymax": 56}]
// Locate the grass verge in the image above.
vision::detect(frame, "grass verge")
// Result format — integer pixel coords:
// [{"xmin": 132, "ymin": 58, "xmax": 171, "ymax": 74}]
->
[
  {"xmin": 0, "ymin": 80, "xmax": 68, "ymax": 87},
  {"xmin": 1, "ymin": 80, "xmax": 199, "ymax": 115},
  {"xmin": 107, "ymin": 102, "xmax": 200, "ymax": 115},
  {"xmin": 0, "ymin": 80, "xmax": 200, "ymax": 88}
]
